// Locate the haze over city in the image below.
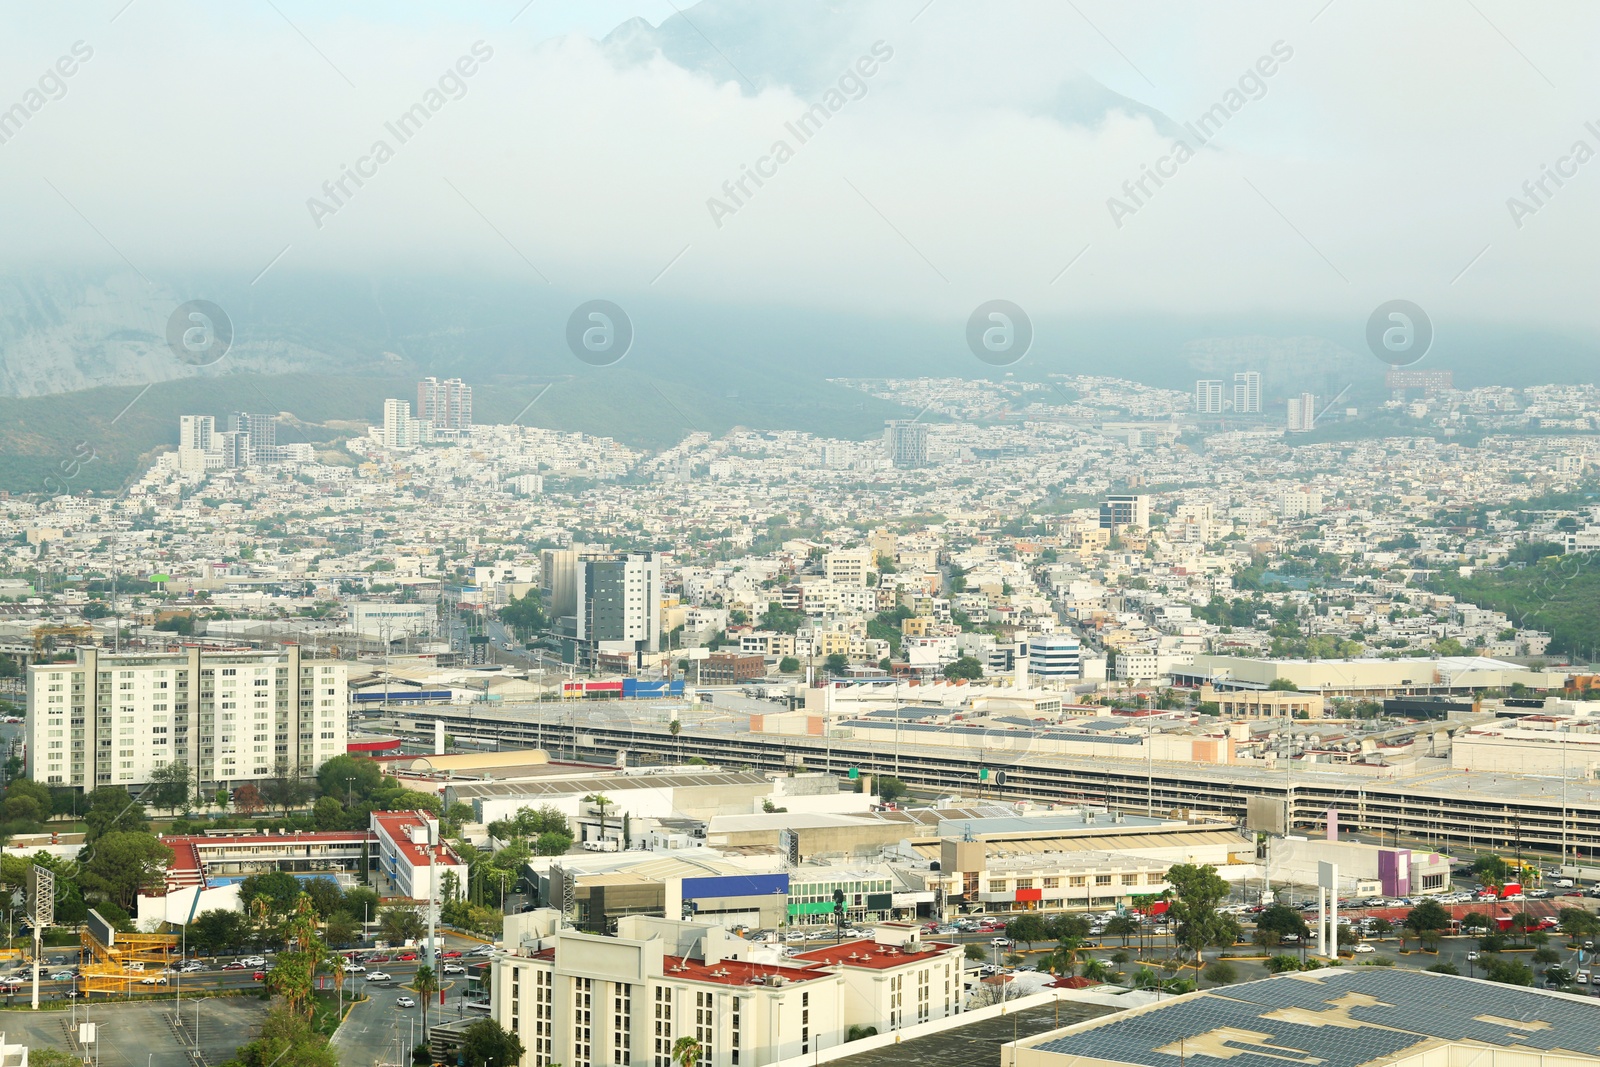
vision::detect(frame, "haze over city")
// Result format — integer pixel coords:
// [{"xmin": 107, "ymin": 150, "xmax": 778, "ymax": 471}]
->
[{"xmin": 3, "ymin": 4, "xmax": 1600, "ymax": 1067}]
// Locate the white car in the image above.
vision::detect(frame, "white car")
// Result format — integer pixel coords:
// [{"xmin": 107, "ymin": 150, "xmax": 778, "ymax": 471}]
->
[
  {"xmin": 342, "ymin": 962, "xmax": 366, "ymax": 973},
  {"xmin": 990, "ymin": 937, "xmax": 1012, "ymax": 947},
  {"xmin": 139, "ymin": 975, "xmax": 169, "ymax": 985},
  {"xmin": 241, "ymin": 956, "xmax": 266, "ymax": 967},
  {"xmin": 442, "ymin": 963, "xmax": 466, "ymax": 975},
  {"xmin": 1353, "ymin": 943, "xmax": 1375, "ymax": 953},
  {"xmin": 367, "ymin": 971, "xmax": 393, "ymax": 982},
  {"xmin": 396, "ymin": 995, "xmax": 417, "ymax": 1008}
]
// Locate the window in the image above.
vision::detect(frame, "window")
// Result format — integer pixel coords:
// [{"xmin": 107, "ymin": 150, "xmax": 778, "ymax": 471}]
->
[
  {"xmin": 695, "ymin": 991, "xmax": 714, "ymax": 1066},
  {"xmin": 614, "ymin": 982, "xmax": 632, "ymax": 1065},
  {"xmin": 1042, "ymin": 877, "xmax": 1059, "ymax": 889},
  {"xmin": 653, "ymin": 986, "xmax": 673, "ymax": 1067},
  {"xmin": 1095, "ymin": 874, "xmax": 1112, "ymax": 886},
  {"xmin": 731, "ymin": 997, "xmax": 742, "ymax": 1066}
]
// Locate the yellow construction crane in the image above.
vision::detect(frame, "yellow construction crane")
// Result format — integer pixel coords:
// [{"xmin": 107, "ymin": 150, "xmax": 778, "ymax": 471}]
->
[{"xmin": 32, "ymin": 623, "xmax": 93, "ymax": 653}]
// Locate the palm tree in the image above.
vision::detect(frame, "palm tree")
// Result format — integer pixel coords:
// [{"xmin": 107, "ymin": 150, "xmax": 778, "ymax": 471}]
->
[
  {"xmin": 1050, "ymin": 936, "xmax": 1086, "ymax": 976},
  {"xmin": 414, "ymin": 964, "xmax": 440, "ymax": 1036},
  {"xmin": 583, "ymin": 793, "xmax": 613, "ymax": 843},
  {"xmin": 669, "ymin": 719, "xmax": 683, "ymax": 762},
  {"xmin": 673, "ymin": 1035, "xmax": 703, "ymax": 1067},
  {"xmin": 1080, "ymin": 958, "xmax": 1111, "ymax": 984}
]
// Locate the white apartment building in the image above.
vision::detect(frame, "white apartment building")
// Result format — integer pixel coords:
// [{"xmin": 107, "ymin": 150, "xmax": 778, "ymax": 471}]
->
[
  {"xmin": 1277, "ymin": 488, "xmax": 1325, "ymax": 519},
  {"xmin": 1114, "ymin": 649, "xmax": 1161, "ymax": 683},
  {"xmin": 494, "ymin": 912, "xmax": 964, "ymax": 1067},
  {"xmin": 382, "ymin": 399, "xmax": 431, "ymax": 449},
  {"xmin": 26, "ymin": 647, "xmax": 347, "ymax": 791},
  {"xmin": 823, "ymin": 548, "xmax": 873, "ymax": 588}
]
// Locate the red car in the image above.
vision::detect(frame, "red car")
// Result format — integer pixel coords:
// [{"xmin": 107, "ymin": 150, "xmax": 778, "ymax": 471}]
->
[
  {"xmin": 441, "ymin": 950, "xmax": 463, "ymax": 959},
  {"xmin": 368, "ymin": 955, "xmax": 391, "ymax": 963},
  {"xmin": 397, "ymin": 953, "xmax": 417, "ymax": 962},
  {"xmin": 252, "ymin": 971, "xmax": 266, "ymax": 981}
]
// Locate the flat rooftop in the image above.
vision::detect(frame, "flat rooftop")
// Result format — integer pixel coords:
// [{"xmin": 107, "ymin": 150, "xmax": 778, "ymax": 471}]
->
[{"xmin": 1029, "ymin": 969, "xmax": 1600, "ymax": 1067}]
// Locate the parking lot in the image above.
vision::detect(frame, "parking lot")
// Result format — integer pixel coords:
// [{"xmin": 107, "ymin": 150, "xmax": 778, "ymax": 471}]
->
[{"xmin": 0, "ymin": 997, "xmax": 269, "ymax": 1067}]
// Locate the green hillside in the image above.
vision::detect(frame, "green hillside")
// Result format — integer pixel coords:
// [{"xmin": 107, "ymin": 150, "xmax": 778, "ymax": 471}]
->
[
  {"xmin": 1432, "ymin": 555, "xmax": 1600, "ymax": 659},
  {"xmin": 0, "ymin": 369, "xmax": 907, "ymax": 494}
]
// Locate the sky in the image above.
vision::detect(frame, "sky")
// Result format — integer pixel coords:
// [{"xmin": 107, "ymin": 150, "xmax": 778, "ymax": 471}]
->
[{"xmin": 2, "ymin": 0, "xmax": 1598, "ymax": 343}]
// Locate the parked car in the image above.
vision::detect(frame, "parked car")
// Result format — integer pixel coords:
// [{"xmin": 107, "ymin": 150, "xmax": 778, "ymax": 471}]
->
[
  {"xmin": 1466, "ymin": 951, "xmax": 1480, "ymax": 962},
  {"xmin": 396, "ymin": 995, "xmax": 417, "ymax": 1008}
]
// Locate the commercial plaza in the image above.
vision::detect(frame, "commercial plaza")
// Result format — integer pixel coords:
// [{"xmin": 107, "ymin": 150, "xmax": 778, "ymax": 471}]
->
[{"xmin": 365, "ymin": 697, "xmax": 1600, "ymax": 860}]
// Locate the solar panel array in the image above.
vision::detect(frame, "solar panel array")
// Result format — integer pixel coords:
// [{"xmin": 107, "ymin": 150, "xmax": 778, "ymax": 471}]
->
[{"xmin": 1033, "ymin": 969, "xmax": 1600, "ymax": 1067}]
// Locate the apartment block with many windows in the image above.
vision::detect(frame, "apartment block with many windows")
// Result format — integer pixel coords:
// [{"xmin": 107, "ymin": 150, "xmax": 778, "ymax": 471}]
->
[
  {"xmin": 494, "ymin": 912, "xmax": 964, "ymax": 1067},
  {"xmin": 25, "ymin": 647, "xmax": 347, "ymax": 791}
]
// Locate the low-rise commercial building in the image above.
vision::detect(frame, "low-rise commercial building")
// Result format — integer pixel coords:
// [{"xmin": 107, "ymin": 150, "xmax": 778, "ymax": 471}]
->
[{"xmin": 372, "ymin": 810, "xmax": 466, "ymax": 903}]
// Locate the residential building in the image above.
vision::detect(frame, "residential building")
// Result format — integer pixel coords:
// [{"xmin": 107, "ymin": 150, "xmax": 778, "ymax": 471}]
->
[
  {"xmin": 562, "ymin": 552, "xmax": 662, "ymax": 671},
  {"xmin": 1194, "ymin": 379, "xmax": 1224, "ymax": 414},
  {"xmin": 1099, "ymin": 494, "xmax": 1150, "ymax": 532},
  {"xmin": 823, "ymin": 548, "xmax": 873, "ymax": 587},
  {"xmin": 179, "ymin": 415, "xmax": 215, "ymax": 452},
  {"xmin": 231, "ymin": 412, "xmax": 279, "ymax": 462},
  {"xmin": 1114, "ymin": 649, "xmax": 1161, "ymax": 683},
  {"xmin": 1287, "ymin": 391, "xmax": 1318, "ymax": 432},
  {"xmin": 382, "ymin": 399, "xmax": 430, "ymax": 449},
  {"xmin": 371, "ymin": 809, "xmax": 466, "ymax": 903},
  {"xmin": 884, "ymin": 420, "xmax": 928, "ymax": 469},
  {"xmin": 25, "ymin": 647, "xmax": 347, "ymax": 791},
  {"xmin": 1232, "ymin": 371, "xmax": 1261, "ymax": 414},
  {"xmin": 418, "ymin": 376, "xmax": 473, "ymax": 432}
]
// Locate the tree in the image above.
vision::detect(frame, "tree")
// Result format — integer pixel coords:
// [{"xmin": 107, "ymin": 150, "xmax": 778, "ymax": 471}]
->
[
  {"xmin": 223, "ymin": 1007, "xmax": 338, "ymax": 1067},
  {"xmin": 191, "ymin": 908, "xmax": 249, "ymax": 954},
  {"xmin": 233, "ymin": 783, "xmax": 264, "ymax": 815},
  {"xmin": 499, "ymin": 589, "xmax": 546, "ymax": 642},
  {"xmin": 1459, "ymin": 911, "xmax": 1492, "ymax": 934},
  {"xmin": 315, "ymin": 754, "xmax": 384, "ymax": 804},
  {"xmin": 1254, "ymin": 904, "xmax": 1308, "ymax": 949},
  {"xmin": 1079, "ymin": 957, "xmax": 1111, "ymax": 984},
  {"xmin": 1165, "ymin": 863, "xmax": 1240, "ymax": 962},
  {"xmin": 1424, "ymin": 962, "xmax": 1461, "ymax": 976},
  {"xmin": 460, "ymin": 1018, "xmax": 527, "ymax": 1067},
  {"xmin": 83, "ymin": 786, "xmax": 148, "ymax": 842},
  {"xmin": 876, "ymin": 776, "xmax": 908, "ymax": 804},
  {"xmin": 1403, "ymin": 899, "xmax": 1452, "ymax": 939},
  {"xmin": 1005, "ymin": 914, "xmax": 1050, "ymax": 951},
  {"xmin": 1482, "ymin": 957, "xmax": 1534, "ymax": 986},
  {"xmin": 380, "ymin": 905, "xmax": 426, "ymax": 945},
  {"xmin": 824, "ymin": 653, "xmax": 849, "ymax": 675},
  {"xmin": 1267, "ymin": 678, "xmax": 1299, "ymax": 691},
  {"xmin": 414, "ymin": 964, "xmax": 440, "ymax": 1034},
  {"xmin": 1103, "ymin": 916, "xmax": 1137, "ymax": 946},
  {"xmin": 261, "ymin": 767, "xmax": 312, "ymax": 815},
  {"xmin": 1559, "ymin": 907, "xmax": 1600, "ymax": 940},
  {"xmin": 583, "ymin": 793, "xmax": 613, "ymax": 841},
  {"xmin": 313, "ymin": 795, "xmax": 346, "ymax": 830},
  {"xmin": 534, "ymin": 831, "xmax": 573, "ymax": 856},
  {"xmin": 240, "ymin": 870, "xmax": 303, "ymax": 914},
  {"xmin": 1265, "ymin": 954, "xmax": 1303, "ymax": 974},
  {"xmin": 943, "ymin": 656, "xmax": 984, "ymax": 681},
  {"xmin": 1472, "ymin": 855, "xmax": 1513, "ymax": 885},
  {"xmin": 1202, "ymin": 960, "xmax": 1238, "ymax": 986},
  {"xmin": 673, "ymin": 1036, "xmax": 704, "ymax": 1067},
  {"xmin": 146, "ymin": 760, "xmax": 193, "ymax": 815},
  {"xmin": 1545, "ymin": 965, "xmax": 1574, "ymax": 988},
  {"xmin": 778, "ymin": 656, "xmax": 800, "ymax": 673},
  {"xmin": 80, "ymin": 831, "xmax": 171, "ymax": 910}
]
